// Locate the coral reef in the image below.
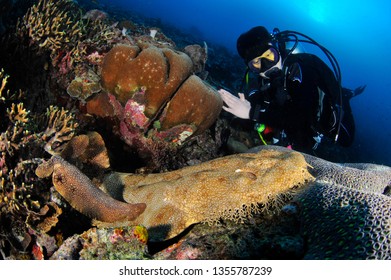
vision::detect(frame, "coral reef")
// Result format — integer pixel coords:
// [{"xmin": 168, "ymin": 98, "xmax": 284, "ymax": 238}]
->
[
  {"xmin": 295, "ymin": 183, "xmax": 391, "ymax": 259},
  {"xmin": 0, "ymin": 70, "xmax": 81, "ymax": 259},
  {"xmin": 11, "ymin": 0, "xmax": 227, "ymax": 171},
  {"xmin": 14, "ymin": 0, "xmax": 225, "ymax": 171},
  {"xmin": 183, "ymin": 42, "xmax": 209, "ymax": 79},
  {"xmin": 51, "ymin": 226, "xmax": 150, "ymax": 260},
  {"xmin": 34, "ymin": 141, "xmax": 391, "ymax": 259},
  {"xmin": 89, "ymin": 43, "xmax": 222, "ymax": 168},
  {"xmin": 250, "ymin": 145, "xmax": 391, "ymax": 259},
  {"xmin": 2, "ymin": 0, "xmax": 389, "ymax": 261},
  {"xmin": 17, "ymin": 0, "xmax": 84, "ymax": 62}
]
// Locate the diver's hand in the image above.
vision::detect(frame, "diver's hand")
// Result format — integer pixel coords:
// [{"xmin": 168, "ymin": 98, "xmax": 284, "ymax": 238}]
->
[{"xmin": 218, "ymin": 89, "xmax": 251, "ymax": 119}]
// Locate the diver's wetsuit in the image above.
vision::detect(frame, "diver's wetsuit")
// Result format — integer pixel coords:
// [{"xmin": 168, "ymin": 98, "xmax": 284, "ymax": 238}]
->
[{"xmin": 247, "ymin": 53, "xmax": 353, "ymax": 152}]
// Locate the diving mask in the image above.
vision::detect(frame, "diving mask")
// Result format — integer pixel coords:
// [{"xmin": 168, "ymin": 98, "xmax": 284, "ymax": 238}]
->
[{"xmin": 248, "ymin": 47, "xmax": 280, "ymax": 74}]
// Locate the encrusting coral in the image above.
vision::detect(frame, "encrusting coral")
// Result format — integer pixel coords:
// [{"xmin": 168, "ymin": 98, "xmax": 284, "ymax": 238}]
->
[
  {"xmin": 66, "ymin": 69, "xmax": 101, "ymax": 101},
  {"xmin": 295, "ymin": 183, "xmax": 391, "ymax": 259},
  {"xmin": 250, "ymin": 145, "xmax": 391, "ymax": 259}
]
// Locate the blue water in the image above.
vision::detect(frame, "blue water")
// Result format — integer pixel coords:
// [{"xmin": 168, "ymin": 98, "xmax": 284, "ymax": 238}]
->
[{"xmin": 99, "ymin": 0, "xmax": 391, "ymax": 165}]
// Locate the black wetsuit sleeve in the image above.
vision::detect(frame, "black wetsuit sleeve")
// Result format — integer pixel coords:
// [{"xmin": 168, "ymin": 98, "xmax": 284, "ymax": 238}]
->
[{"xmin": 310, "ymin": 55, "xmax": 340, "ymax": 107}]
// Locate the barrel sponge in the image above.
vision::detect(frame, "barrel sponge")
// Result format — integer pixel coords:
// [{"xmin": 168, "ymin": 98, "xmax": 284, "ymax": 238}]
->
[
  {"xmin": 100, "ymin": 44, "xmax": 193, "ymax": 118},
  {"xmin": 159, "ymin": 75, "xmax": 223, "ymax": 135},
  {"xmin": 295, "ymin": 183, "xmax": 391, "ymax": 259},
  {"xmin": 102, "ymin": 149, "xmax": 312, "ymax": 241}
]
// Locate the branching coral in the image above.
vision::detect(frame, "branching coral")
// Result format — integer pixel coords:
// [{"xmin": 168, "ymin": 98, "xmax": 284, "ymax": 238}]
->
[
  {"xmin": 82, "ymin": 19, "xmax": 119, "ymax": 49},
  {"xmin": 0, "ymin": 72, "xmax": 31, "ymax": 158},
  {"xmin": 0, "ymin": 69, "xmax": 23, "ymax": 102},
  {"xmin": 41, "ymin": 105, "xmax": 79, "ymax": 155},
  {"xmin": 0, "ymin": 71, "xmax": 81, "ymax": 259},
  {"xmin": 0, "ymin": 69, "xmax": 9, "ymax": 100},
  {"xmin": 16, "ymin": 0, "xmax": 120, "ymax": 80},
  {"xmin": 17, "ymin": 0, "xmax": 83, "ymax": 60},
  {"xmin": 7, "ymin": 103, "xmax": 29, "ymax": 124}
]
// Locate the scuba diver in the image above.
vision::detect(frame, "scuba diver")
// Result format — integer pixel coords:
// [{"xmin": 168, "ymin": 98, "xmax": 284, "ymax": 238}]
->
[{"xmin": 218, "ymin": 26, "xmax": 365, "ymax": 154}]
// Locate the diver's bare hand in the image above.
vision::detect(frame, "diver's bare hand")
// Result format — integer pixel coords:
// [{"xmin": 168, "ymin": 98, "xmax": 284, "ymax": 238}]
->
[{"xmin": 218, "ymin": 89, "xmax": 251, "ymax": 119}]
